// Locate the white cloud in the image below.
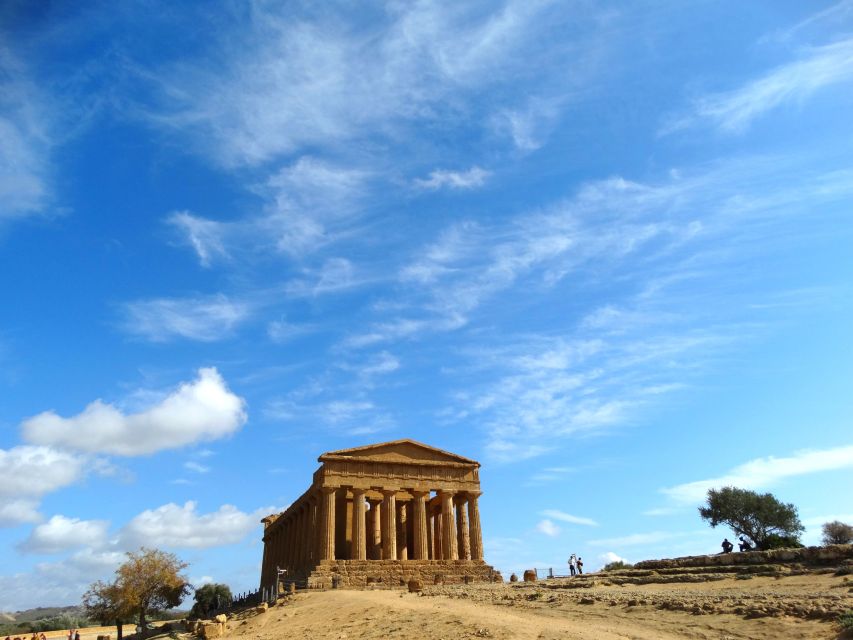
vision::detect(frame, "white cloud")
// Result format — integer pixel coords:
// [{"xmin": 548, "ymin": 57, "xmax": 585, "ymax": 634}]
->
[
  {"xmin": 267, "ymin": 320, "xmax": 314, "ymax": 344},
  {"xmin": 192, "ymin": 575, "xmax": 215, "ymax": 587},
  {"xmin": 285, "ymin": 258, "xmax": 368, "ymax": 297},
  {"xmin": 414, "ymin": 166, "xmax": 491, "ymax": 190},
  {"xmin": 493, "ymin": 97, "xmax": 561, "ymax": 151},
  {"xmin": 119, "ymin": 501, "xmax": 270, "ymax": 549},
  {"xmin": 184, "ymin": 461, "xmax": 210, "ymax": 474},
  {"xmin": 0, "ymin": 51, "xmax": 52, "ymax": 219},
  {"xmin": 664, "ymin": 37, "xmax": 853, "ymax": 133},
  {"xmin": 341, "ymin": 351, "xmax": 401, "ymax": 379},
  {"xmin": 598, "ymin": 551, "xmax": 629, "ymax": 566},
  {"xmin": 263, "ymin": 158, "xmax": 370, "ymax": 256},
  {"xmin": 22, "ymin": 367, "xmax": 247, "ymax": 456},
  {"xmin": 540, "ymin": 509, "xmax": 598, "ymax": 527},
  {"xmin": 0, "ymin": 446, "xmax": 84, "ymax": 526},
  {"xmin": 536, "ymin": 519, "xmax": 560, "ymax": 537},
  {"xmin": 145, "ymin": 2, "xmax": 565, "ymax": 168},
  {"xmin": 19, "ymin": 515, "xmax": 109, "ymax": 554},
  {"xmin": 121, "ymin": 294, "xmax": 250, "ymax": 342},
  {"xmin": 661, "ymin": 444, "xmax": 853, "ymax": 505},
  {"xmin": 0, "ymin": 500, "xmax": 41, "ymax": 527},
  {"xmin": 168, "ymin": 211, "xmax": 230, "ymax": 267}
]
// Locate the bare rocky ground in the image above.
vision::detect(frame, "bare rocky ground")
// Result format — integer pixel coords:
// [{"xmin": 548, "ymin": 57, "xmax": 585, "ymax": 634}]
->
[
  {"xmin": 178, "ymin": 546, "xmax": 853, "ymax": 640},
  {"xmin": 190, "ymin": 572, "xmax": 850, "ymax": 640}
]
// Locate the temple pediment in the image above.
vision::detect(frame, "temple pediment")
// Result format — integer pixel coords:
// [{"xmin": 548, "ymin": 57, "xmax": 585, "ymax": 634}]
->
[{"xmin": 319, "ymin": 439, "xmax": 478, "ymax": 466}]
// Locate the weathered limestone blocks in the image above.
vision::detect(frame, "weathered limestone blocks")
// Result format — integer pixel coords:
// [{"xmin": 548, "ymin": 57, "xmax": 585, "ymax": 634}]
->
[
  {"xmin": 634, "ymin": 544, "xmax": 853, "ymax": 570},
  {"xmin": 200, "ymin": 622, "xmax": 223, "ymax": 639},
  {"xmin": 523, "ymin": 569, "xmax": 537, "ymax": 582},
  {"xmin": 306, "ymin": 559, "xmax": 501, "ymax": 589}
]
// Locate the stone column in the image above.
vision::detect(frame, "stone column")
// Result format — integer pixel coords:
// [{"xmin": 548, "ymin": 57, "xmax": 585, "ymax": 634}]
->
[
  {"xmin": 456, "ymin": 495, "xmax": 471, "ymax": 561},
  {"xmin": 440, "ymin": 491, "xmax": 458, "ymax": 560},
  {"xmin": 467, "ymin": 491, "xmax": 483, "ymax": 561},
  {"xmin": 297, "ymin": 507, "xmax": 307, "ymax": 569},
  {"xmin": 426, "ymin": 510, "xmax": 434, "ymax": 559},
  {"xmin": 282, "ymin": 513, "xmax": 296, "ymax": 570},
  {"xmin": 411, "ymin": 490, "xmax": 429, "ymax": 560},
  {"xmin": 351, "ymin": 489, "xmax": 367, "ymax": 560},
  {"xmin": 433, "ymin": 506, "xmax": 443, "ymax": 559},
  {"xmin": 367, "ymin": 498, "xmax": 381, "ymax": 560},
  {"xmin": 396, "ymin": 501, "xmax": 408, "ymax": 560},
  {"xmin": 319, "ymin": 487, "xmax": 336, "ymax": 561},
  {"xmin": 290, "ymin": 514, "xmax": 299, "ymax": 570},
  {"xmin": 307, "ymin": 496, "xmax": 317, "ymax": 565},
  {"xmin": 280, "ymin": 522, "xmax": 289, "ymax": 570},
  {"xmin": 381, "ymin": 489, "xmax": 397, "ymax": 560}
]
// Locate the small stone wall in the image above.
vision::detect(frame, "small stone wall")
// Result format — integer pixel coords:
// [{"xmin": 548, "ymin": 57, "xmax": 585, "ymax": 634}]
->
[
  {"xmin": 306, "ymin": 559, "xmax": 501, "ymax": 589},
  {"xmin": 633, "ymin": 544, "xmax": 853, "ymax": 570}
]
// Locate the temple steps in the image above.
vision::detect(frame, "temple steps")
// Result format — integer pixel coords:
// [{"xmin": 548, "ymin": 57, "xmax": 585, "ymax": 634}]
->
[{"xmin": 302, "ymin": 559, "xmax": 502, "ymax": 589}]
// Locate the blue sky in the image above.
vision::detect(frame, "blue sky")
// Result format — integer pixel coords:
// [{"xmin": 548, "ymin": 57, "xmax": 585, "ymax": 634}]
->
[{"xmin": 2, "ymin": 0, "xmax": 853, "ymax": 610}]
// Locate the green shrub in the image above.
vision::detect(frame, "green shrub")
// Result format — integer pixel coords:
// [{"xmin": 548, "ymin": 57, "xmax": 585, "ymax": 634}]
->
[
  {"xmin": 839, "ymin": 610, "xmax": 853, "ymax": 632},
  {"xmin": 761, "ymin": 534, "xmax": 804, "ymax": 550},
  {"xmin": 602, "ymin": 561, "xmax": 633, "ymax": 571}
]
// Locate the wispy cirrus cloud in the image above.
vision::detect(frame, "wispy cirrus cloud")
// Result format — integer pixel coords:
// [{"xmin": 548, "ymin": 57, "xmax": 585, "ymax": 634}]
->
[
  {"xmin": 663, "ymin": 37, "xmax": 853, "ymax": 134},
  {"xmin": 0, "ymin": 49, "xmax": 53, "ymax": 220},
  {"xmin": 414, "ymin": 166, "xmax": 491, "ymax": 190},
  {"xmin": 167, "ymin": 211, "xmax": 230, "ymax": 267},
  {"xmin": 660, "ymin": 444, "xmax": 853, "ymax": 506},
  {"xmin": 541, "ymin": 509, "xmax": 598, "ymax": 527},
  {"xmin": 143, "ymin": 2, "xmax": 576, "ymax": 168},
  {"xmin": 121, "ymin": 293, "xmax": 250, "ymax": 342}
]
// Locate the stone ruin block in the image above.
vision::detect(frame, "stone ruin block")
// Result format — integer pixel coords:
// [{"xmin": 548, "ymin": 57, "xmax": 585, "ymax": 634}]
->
[{"xmin": 523, "ymin": 569, "xmax": 537, "ymax": 582}]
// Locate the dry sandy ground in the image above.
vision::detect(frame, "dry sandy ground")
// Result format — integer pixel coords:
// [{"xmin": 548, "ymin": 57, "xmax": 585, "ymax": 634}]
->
[{"xmin": 224, "ymin": 573, "xmax": 852, "ymax": 640}]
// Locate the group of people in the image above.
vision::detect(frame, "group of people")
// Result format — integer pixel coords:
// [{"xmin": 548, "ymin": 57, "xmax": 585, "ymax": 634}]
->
[
  {"xmin": 567, "ymin": 554, "xmax": 584, "ymax": 576},
  {"xmin": 5, "ymin": 634, "xmax": 47, "ymax": 640},
  {"xmin": 720, "ymin": 536, "xmax": 754, "ymax": 553}
]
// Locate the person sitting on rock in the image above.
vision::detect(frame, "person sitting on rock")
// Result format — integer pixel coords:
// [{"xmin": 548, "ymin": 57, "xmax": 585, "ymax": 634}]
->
[
  {"xmin": 738, "ymin": 536, "xmax": 753, "ymax": 551},
  {"xmin": 721, "ymin": 538, "xmax": 734, "ymax": 553}
]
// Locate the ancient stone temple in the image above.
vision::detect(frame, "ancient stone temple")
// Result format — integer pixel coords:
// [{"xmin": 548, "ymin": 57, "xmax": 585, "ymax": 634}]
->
[{"xmin": 259, "ymin": 439, "xmax": 501, "ymax": 590}]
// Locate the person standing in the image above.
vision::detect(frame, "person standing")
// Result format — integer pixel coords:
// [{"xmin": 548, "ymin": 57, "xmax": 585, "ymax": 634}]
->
[
  {"xmin": 568, "ymin": 554, "xmax": 577, "ymax": 576},
  {"xmin": 577, "ymin": 557, "xmax": 584, "ymax": 574}
]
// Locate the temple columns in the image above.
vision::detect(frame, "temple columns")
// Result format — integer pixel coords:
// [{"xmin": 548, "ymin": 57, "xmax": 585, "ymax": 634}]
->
[
  {"xmin": 396, "ymin": 501, "xmax": 408, "ymax": 560},
  {"xmin": 411, "ymin": 490, "xmax": 429, "ymax": 560},
  {"xmin": 352, "ymin": 489, "xmax": 367, "ymax": 560},
  {"xmin": 367, "ymin": 498, "xmax": 382, "ymax": 559},
  {"xmin": 433, "ymin": 505, "xmax": 443, "ymax": 559},
  {"xmin": 381, "ymin": 489, "xmax": 397, "ymax": 560},
  {"xmin": 319, "ymin": 487, "xmax": 336, "ymax": 560},
  {"xmin": 468, "ymin": 491, "xmax": 483, "ymax": 561},
  {"xmin": 456, "ymin": 494, "xmax": 471, "ymax": 561},
  {"xmin": 439, "ymin": 491, "xmax": 458, "ymax": 560}
]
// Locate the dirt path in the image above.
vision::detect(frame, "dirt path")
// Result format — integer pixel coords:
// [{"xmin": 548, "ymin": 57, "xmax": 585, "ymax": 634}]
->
[{"xmin": 228, "ymin": 584, "xmax": 841, "ymax": 640}]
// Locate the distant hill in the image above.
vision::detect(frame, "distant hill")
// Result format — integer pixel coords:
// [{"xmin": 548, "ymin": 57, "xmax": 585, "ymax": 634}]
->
[{"xmin": 1, "ymin": 606, "xmax": 83, "ymax": 623}]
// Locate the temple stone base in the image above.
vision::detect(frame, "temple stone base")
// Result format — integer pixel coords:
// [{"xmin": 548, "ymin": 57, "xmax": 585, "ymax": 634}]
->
[{"xmin": 304, "ymin": 559, "xmax": 502, "ymax": 589}]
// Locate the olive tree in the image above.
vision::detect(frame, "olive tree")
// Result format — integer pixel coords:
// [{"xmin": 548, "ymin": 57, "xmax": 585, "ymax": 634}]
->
[
  {"xmin": 698, "ymin": 486, "xmax": 804, "ymax": 550},
  {"xmin": 190, "ymin": 583, "xmax": 233, "ymax": 618},
  {"xmin": 822, "ymin": 520, "xmax": 853, "ymax": 545}
]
